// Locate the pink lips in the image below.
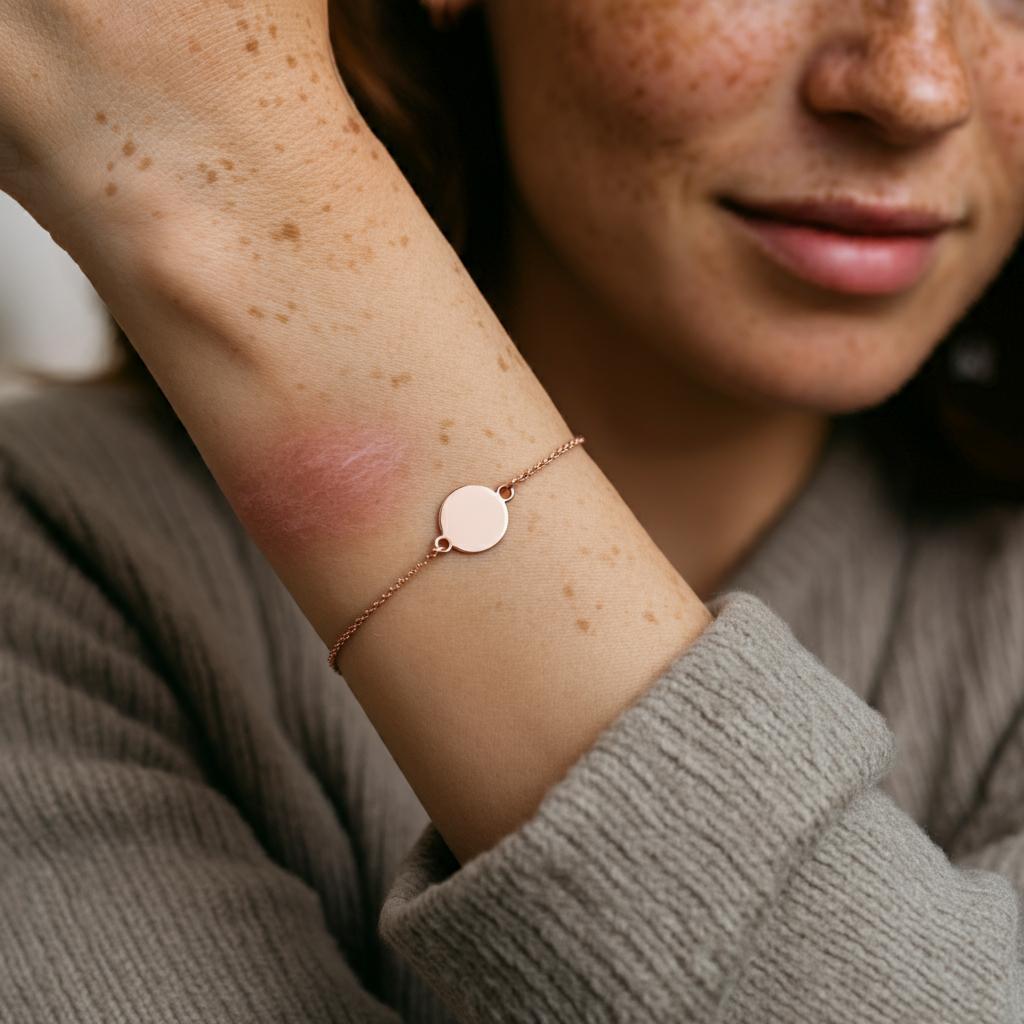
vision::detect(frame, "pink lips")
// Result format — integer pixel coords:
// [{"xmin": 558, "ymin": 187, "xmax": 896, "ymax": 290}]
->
[{"xmin": 721, "ymin": 197, "xmax": 958, "ymax": 296}]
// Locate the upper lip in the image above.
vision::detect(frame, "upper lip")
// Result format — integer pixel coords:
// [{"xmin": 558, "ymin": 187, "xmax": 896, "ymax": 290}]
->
[{"xmin": 720, "ymin": 195, "xmax": 964, "ymax": 236}]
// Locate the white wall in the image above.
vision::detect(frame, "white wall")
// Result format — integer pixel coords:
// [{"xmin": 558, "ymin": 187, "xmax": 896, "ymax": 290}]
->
[{"xmin": 0, "ymin": 192, "xmax": 116, "ymax": 400}]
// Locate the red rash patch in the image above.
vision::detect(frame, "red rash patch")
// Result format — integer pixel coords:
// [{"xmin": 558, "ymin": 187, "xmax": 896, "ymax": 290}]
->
[{"xmin": 223, "ymin": 425, "xmax": 413, "ymax": 552}]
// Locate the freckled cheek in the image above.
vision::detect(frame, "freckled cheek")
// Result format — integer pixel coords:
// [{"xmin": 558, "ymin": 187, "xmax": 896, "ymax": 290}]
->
[
  {"xmin": 971, "ymin": 63, "xmax": 1024, "ymax": 237},
  {"xmin": 564, "ymin": 32, "xmax": 777, "ymax": 137},
  {"xmin": 981, "ymin": 74, "xmax": 1024, "ymax": 157},
  {"xmin": 220, "ymin": 426, "xmax": 413, "ymax": 553}
]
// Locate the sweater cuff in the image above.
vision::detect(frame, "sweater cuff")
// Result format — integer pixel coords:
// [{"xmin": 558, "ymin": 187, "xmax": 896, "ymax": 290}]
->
[{"xmin": 378, "ymin": 589, "xmax": 896, "ymax": 1021}]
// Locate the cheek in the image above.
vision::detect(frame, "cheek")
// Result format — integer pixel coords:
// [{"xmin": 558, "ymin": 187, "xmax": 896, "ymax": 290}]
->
[
  {"xmin": 979, "ymin": 48, "xmax": 1024, "ymax": 161},
  {"xmin": 555, "ymin": 0, "xmax": 792, "ymax": 137},
  {"xmin": 221, "ymin": 424, "xmax": 412, "ymax": 553},
  {"xmin": 965, "ymin": 18, "xmax": 1024, "ymax": 230}
]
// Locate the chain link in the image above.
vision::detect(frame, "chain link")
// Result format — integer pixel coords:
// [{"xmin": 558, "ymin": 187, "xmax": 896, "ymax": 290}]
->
[{"xmin": 327, "ymin": 434, "xmax": 585, "ymax": 673}]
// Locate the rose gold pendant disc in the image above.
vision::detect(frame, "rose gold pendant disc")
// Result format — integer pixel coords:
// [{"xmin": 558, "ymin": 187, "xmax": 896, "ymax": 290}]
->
[{"xmin": 437, "ymin": 485, "xmax": 509, "ymax": 553}]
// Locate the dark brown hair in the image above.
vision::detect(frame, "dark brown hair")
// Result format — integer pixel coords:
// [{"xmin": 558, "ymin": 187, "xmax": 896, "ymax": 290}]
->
[{"xmin": 98, "ymin": 1, "xmax": 1024, "ymax": 500}]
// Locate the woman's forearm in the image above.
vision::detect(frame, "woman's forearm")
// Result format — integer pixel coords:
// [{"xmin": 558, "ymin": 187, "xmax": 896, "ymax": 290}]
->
[{"xmin": 83, "ymin": 95, "xmax": 712, "ymax": 865}]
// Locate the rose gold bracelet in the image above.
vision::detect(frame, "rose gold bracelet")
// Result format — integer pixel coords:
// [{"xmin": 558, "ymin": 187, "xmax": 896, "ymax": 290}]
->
[{"xmin": 327, "ymin": 434, "xmax": 586, "ymax": 673}]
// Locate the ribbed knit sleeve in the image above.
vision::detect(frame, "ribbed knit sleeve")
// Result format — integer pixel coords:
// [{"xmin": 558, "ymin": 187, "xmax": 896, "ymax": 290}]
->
[
  {"xmin": 379, "ymin": 589, "xmax": 1024, "ymax": 1022},
  {"xmin": 0, "ymin": 400, "xmax": 411, "ymax": 1023}
]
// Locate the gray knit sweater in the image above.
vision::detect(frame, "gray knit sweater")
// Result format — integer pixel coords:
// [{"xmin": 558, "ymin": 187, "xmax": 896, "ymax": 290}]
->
[{"xmin": 1, "ymin": 379, "xmax": 1022, "ymax": 1023}]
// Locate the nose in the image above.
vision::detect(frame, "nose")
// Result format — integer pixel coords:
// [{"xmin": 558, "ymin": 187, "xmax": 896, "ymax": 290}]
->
[{"xmin": 801, "ymin": 0, "xmax": 973, "ymax": 146}]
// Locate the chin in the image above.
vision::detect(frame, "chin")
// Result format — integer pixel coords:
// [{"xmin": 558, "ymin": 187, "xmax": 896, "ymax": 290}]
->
[{"xmin": 676, "ymin": 320, "xmax": 939, "ymax": 415}]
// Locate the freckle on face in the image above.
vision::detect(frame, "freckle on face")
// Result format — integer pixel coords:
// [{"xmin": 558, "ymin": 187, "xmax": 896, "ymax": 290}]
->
[{"xmin": 224, "ymin": 425, "xmax": 412, "ymax": 551}]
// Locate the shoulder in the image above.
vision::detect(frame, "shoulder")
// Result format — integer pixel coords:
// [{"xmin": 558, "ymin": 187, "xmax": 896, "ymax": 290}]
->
[
  {"xmin": 907, "ymin": 492, "xmax": 1024, "ymax": 701},
  {"xmin": 905, "ymin": 480, "xmax": 1024, "ymax": 624},
  {"xmin": 880, "ymin": 467, "xmax": 1024, "ymax": 847}
]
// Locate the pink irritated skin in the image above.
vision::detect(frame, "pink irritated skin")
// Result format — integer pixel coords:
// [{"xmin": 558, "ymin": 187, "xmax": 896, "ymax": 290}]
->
[{"xmin": 223, "ymin": 424, "xmax": 414, "ymax": 553}]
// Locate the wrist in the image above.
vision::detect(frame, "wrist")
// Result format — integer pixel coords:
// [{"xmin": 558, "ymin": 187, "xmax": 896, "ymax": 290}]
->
[{"xmin": 37, "ymin": 88, "xmax": 374, "ymax": 297}]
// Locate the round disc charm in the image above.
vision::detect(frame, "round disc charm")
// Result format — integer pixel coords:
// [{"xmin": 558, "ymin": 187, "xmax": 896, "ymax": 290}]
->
[{"xmin": 437, "ymin": 485, "xmax": 509, "ymax": 553}]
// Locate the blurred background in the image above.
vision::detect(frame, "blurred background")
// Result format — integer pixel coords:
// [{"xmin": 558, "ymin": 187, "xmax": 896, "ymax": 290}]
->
[{"xmin": 0, "ymin": 192, "xmax": 117, "ymax": 402}]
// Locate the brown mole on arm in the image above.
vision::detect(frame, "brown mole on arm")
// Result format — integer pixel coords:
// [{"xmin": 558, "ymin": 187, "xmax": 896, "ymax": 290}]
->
[{"xmin": 271, "ymin": 221, "xmax": 301, "ymax": 242}]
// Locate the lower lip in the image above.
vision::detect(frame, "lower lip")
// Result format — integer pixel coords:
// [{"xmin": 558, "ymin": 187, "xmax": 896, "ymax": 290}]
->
[{"xmin": 723, "ymin": 206, "xmax": 943, "ymax": 296}]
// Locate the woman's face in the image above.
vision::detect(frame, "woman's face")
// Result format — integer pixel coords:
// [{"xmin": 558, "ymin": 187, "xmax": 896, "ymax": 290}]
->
[{"xmin": 479, "ymin": 0, "xmax": 1024, "ymax": 411}]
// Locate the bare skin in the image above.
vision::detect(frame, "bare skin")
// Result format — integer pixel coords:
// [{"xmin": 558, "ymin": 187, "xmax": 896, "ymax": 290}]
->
[{"xmin": 2, "ymin": 0, "xmax": 1024, "ymax": 865}]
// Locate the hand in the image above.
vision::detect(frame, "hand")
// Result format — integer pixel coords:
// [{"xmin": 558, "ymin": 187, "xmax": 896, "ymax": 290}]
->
[{"xmin": 0, "ymin": 0, "xmax": 353, "ymax": 252}]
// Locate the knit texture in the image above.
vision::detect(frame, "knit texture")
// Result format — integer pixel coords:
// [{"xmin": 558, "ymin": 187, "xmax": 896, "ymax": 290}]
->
[{"xmin": 1, "ymin": 379, "xmax": 1022, "ymax": 1022}]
